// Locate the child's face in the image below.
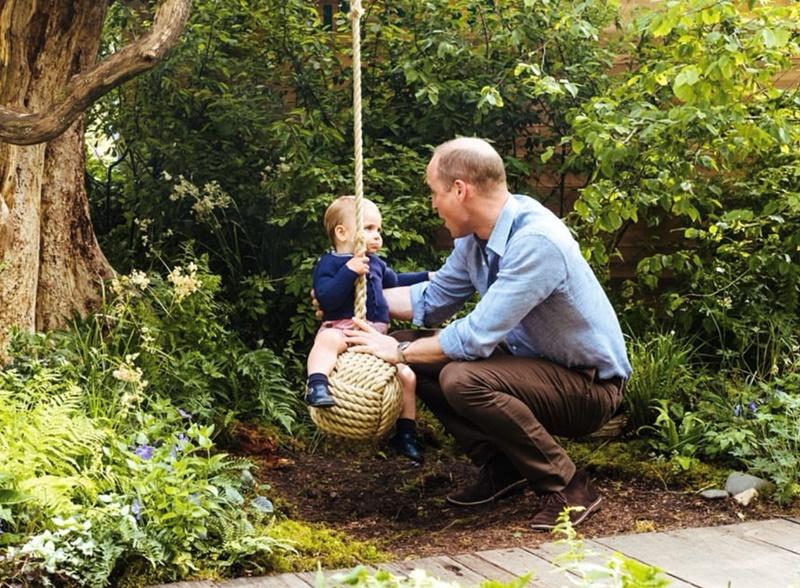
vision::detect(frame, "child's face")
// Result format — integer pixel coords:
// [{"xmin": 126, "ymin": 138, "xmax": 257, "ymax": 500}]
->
[{"xmin": 335, "ymin": 202, "xmax": 383, "ymax": 254}]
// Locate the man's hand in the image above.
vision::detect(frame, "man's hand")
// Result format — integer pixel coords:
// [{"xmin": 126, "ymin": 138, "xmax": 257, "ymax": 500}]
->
[
  {"xmin": 345, "ymin": 250, "xmax": 369, "ymax": 275},
  {"xmin": 310, "ymin": 288, "xmax": 322, "ymax": 319},
  {"xmin": 344, "ymin": 318, "xmax": 402, "ymax": 364}
]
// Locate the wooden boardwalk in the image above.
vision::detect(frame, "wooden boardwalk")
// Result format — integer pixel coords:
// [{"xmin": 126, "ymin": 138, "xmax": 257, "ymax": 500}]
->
[{"xmin": 153, "ymin": 517, "xmax": 800, "ymax": 588}]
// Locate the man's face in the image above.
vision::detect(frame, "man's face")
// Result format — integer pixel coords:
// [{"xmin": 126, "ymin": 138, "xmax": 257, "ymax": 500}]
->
[{"xmin": 426, "ymin": 159, "xmax": 469, "ymax": 238}]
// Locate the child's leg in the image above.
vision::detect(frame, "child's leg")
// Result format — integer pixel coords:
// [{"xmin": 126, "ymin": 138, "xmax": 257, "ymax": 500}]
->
[
  {"xmin": 306, "ymin": 328, "xmax": 347, "ymax": 408},
  {"xmin": 396, "ymin": 364, "xmax": 417, "ymax": 420},
  {"xmin": 307, "ymin": 328, "xmax": 347, "ymax": 376},
  {"xmin": 390, "ymin": 364, "xmax": 423, "ymax": 463}
]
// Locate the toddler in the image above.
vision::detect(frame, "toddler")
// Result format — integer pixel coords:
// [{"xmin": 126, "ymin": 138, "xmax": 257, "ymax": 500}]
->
[{"xmin": 306, "ymin": 195, "xmax": 430, "ymax": 463}]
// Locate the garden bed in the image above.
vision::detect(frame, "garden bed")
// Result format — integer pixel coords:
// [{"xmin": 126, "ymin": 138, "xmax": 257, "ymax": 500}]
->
[{"xmin": 242, "ymin": 430, "xmax": 799, "ymax": 561}]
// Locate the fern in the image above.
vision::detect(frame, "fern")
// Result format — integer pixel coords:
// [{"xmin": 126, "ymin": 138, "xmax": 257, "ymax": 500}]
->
[
  {"xmin": 0, "ymin": 377, "xmax": 110, "ymax": 515},
  {"xmin": 236, "ymin": 348, "xmax": 299, "ymax": 432}
]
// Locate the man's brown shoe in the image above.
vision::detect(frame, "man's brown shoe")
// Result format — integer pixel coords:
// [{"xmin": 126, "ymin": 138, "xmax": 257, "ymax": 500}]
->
[
  {"xmin": 446, "ymin": 459, "xmax": 527, "ymax": 506},
  {"xmin": 530, "ymin": 469, "xmax": 602, "ymax": 531}
]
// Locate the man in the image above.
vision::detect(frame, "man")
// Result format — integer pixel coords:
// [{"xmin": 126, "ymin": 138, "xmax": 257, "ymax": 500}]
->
[{"xmin": 344, "ymin": 137, "xmax": 631, "ymax": 530}]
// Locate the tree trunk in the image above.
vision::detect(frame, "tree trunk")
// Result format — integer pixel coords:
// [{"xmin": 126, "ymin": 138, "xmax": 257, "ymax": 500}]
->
[{"xmin": 0, "ymin": 1, "xmax": 113, "ymax": 352}]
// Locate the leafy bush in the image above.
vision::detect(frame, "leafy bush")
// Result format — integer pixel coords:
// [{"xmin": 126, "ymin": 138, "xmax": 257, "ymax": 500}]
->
[
  {"xmin": 565, "ymin": 0, "xmax": 800, "ymax": 372},
  {"xmin": 0, "ymin": 263, "xmax": 305, "ymax": 585},
  {"xmin": 623, "ymin": 332, "xmax": 696, "ymax": 431},
  {"xmin": 88, "ymin": 0, "xmax": 618, "ymax": 350},
  {"xmin": 12, "ymin": 259, "xmax": 300, "ymax": 429}
]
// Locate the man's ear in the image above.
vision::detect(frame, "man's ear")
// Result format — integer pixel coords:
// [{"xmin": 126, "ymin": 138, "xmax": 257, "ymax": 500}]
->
[{"xmin": 454, "ymin": 179, "xmax": 468, "ymax": 202}]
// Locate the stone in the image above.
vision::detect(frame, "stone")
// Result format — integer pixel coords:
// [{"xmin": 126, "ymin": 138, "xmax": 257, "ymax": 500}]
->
[
  {"xmin": 700, "ymin": 489, "xmax": 730, "ymax": 500},
  {"xmin": 725, "ymin": 472, "xmax": 773, "ymax": 496},
  {"xmin": 733, "ymin": 487, "xmax": 758, "ymax": 507}
]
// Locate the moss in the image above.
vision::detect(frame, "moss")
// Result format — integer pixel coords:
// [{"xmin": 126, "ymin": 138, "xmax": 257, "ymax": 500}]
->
[
  {"xmin": 264, "ymin": 519, "xmax": 388, "ymax": 573},
  {"xmin": 564, "ymin": 438, "xmax": 729, "ymax": 490}
]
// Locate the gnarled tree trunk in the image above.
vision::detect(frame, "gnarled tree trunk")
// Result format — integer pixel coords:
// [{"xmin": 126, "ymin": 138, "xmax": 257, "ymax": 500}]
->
[{"xmin": 0, "ymin": 0, "xmax": 190, "ymax": 353}]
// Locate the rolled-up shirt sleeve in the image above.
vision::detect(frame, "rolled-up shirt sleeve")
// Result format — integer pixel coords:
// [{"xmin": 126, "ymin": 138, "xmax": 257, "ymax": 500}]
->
[
  {"xmin": 411, "ymin": 240, "xmax": 475, "ymax": 327},
  {"xmin": 439, "ymin": 233, "xmax": 567, "ymax": 360}
]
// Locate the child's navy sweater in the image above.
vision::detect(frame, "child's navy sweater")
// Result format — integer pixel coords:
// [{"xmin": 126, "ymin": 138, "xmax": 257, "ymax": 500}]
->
[{"xmin": 313, "ymin": 252, "xmax": 428, "ymax": 323}]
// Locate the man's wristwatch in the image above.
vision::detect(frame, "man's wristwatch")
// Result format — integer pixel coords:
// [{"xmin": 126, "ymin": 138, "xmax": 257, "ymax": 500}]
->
[{"xmin": 396, "ymin": 341, "xmax": 412, "ymax": 364}]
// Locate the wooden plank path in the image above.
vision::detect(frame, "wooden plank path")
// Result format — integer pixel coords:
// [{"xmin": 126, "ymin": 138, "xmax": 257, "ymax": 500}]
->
[{"xmin": 151, "ymin": 518, "xmax": 800, "ymax": 588}]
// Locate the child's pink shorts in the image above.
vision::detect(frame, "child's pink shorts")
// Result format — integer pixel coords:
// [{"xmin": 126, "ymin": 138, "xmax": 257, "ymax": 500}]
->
[{"xmin": 320, "ymin": 319, "xmax": 389, "ymax": 335}]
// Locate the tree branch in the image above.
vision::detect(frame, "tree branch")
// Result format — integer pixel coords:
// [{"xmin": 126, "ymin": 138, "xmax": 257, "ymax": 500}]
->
[{"xmin": 0, "ymin": 0, "xmax": 191, "ymax": 146}]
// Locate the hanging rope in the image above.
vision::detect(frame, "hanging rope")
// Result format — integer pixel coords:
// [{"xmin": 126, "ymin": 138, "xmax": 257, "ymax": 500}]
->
[
  {"xmin": 309, "ymin": 0, "xmax": 403, "ymax": 439},
  {"xmin": 350, "ymin": 0, "xmax": 367, "ymax": 322}
]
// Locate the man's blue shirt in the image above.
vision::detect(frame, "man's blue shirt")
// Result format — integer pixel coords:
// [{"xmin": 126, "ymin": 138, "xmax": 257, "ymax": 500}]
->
[
  {"xmin": 410, "ymin": 194, "xmax": 632, "ymax": 380},
  {"xmin": 313, "ymin": 252, "xmax": 428, "ymax": 324}
]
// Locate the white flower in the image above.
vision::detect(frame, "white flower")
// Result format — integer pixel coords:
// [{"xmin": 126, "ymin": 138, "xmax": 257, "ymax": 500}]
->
[
  {"xmin": 129, "ymin": 270, "xmax": 150, "ymax": 290},
  {"xmin": 112, "ymin": 363, "xmax": 143, "ymax": 385},
  {"xmin": 168, "ymin": 264, "xmax": 201, "ymax": 302}
]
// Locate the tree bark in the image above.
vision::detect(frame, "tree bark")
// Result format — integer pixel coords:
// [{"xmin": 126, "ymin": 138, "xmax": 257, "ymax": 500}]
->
[{"xmin": 0, "ymin": 0, "xmax": 190, "ymax": 353}]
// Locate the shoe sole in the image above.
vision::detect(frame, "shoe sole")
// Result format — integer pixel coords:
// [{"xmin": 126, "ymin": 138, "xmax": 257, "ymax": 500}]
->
[
  {"xmin": 530, "ymin": 496, "xmax": 603, "ymax": 531},
  {"xmin": 308, "ymin": 401, "xmax": 336, "ymax": 408},
  {"xmin": 446, "ymin": 478, "xmax": 528, "ymax": 506}
]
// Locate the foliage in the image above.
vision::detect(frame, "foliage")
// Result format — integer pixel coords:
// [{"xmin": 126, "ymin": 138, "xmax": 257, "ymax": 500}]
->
[
  {"xmin": 0, "ymin": 263, "xmax": 304, "ymax": 586},
  {"xmin": 12, "ymin": 259, "xmax": 300, "ymax": 429},
  {"xmin": 0, "ymin": 388, "xmax": 290, "ymax": 586},
  {"xmin": 724, "ymin": 380, "xmax": 800, "ymax": 503},
  {"xmin": 87, "ymin": 0, "xmax": 618, "ymax": 350},
  {"xmin": 266, "ymin": 519, "xmax": 385, "ymax": 573},
  {"xmin": 318, "ymin": 567, "xmax": 530, "ymax": 588},
  {"xmin": 564, "ymin": 0, "xmax": 800, "ymax": 372},
  {"xmin": 550, "ymin": 508, "xmax": 671, "ymax": 587},
  {"xmin": 563, "ymin": 440, "xmax": 726, "ymax": 490},
  {"xmin": 305, "ymin": 510, "xmax": 668, "ymax": 588},
  {"xmin": 623, "ymin": 332, "xmax": 696, "ymax": 430}
]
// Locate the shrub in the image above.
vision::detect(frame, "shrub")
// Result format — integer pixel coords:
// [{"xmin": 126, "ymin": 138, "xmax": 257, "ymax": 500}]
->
[
  {"xmin": 566, "ymin": 0, "xmax": 800, "ymax": 372},
  {"xmin": 623, "ymin": 332, "xmax": 697, "ymax": 431}
]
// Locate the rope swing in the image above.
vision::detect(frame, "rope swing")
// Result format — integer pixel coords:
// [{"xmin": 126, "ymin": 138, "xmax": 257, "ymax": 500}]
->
[{"xmin": 309, "ymin": 0, "xmax": 403, "ymax": 439}]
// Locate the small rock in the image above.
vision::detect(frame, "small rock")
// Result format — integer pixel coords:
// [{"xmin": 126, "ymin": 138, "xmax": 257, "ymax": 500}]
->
[
  {"xmin": 700, "ymin": 489, "xmax": 729, "ymax": 500},
  {"xmin": 725, "ymin": 472, "xmax": 773, "ymax": 496},
  {"xmin": 733, "ymin": 487, "xmax": 758, "ymax": 507}
]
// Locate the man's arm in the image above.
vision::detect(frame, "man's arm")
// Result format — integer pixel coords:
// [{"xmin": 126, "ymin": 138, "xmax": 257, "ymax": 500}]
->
[
  {"xmin": 384, "ymin": 286, "xmax": 412, "ymax": 320},
  {"xmin": 344, "ymin": 318, "xmax": 448, "ymax": 364},
  {"xmin": 438, "ymin": 232, "xmax": 566, "ymax": 359}
]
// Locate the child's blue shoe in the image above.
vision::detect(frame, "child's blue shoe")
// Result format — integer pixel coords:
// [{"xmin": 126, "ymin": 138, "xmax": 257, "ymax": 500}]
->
[
  {"xmin": 306, "ymin": 381, "xmax": 336, "ymax": 408},
  {"xmin": 389, "ymin": 429, "xmax": 424, "ymax": 464}
]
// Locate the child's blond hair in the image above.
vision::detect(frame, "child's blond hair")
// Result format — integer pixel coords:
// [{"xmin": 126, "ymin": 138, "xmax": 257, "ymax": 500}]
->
[{"xmin": 323, "ymin": 195, "xmax": 378, "ymax": 247}]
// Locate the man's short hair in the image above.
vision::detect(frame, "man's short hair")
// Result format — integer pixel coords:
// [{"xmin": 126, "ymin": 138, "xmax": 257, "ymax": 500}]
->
[{"xmin": 432, "ymin": 137, "xmax": 506, "ymax": 189}]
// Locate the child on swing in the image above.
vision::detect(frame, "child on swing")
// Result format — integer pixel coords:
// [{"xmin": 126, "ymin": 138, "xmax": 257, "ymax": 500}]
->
[{"xmin": 306, "ymin": 195, "xmax": 430, "ymax": 463}]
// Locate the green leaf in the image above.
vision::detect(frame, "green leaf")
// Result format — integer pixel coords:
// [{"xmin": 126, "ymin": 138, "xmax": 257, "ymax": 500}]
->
[
  {"xmin": 652, "ymin": 13, "xmax": 678, "ymax": 38},
  {"xmin": 762, "ymin": 28, "xmax": 790, "ymax": 49}
]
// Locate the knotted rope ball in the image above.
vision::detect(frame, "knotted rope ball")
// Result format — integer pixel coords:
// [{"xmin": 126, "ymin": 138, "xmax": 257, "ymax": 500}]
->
[
  {"xmin": 309, "ymin": 0, "xmax": 403, "ymax": 440},
  {"xmin": 309, "ymin": 351, "xmax": 403, "ymax": 439}
]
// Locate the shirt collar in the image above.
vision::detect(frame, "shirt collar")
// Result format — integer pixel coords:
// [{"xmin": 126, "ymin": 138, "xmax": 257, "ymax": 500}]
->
[{"xmin": 485, "ymin": 194, "xmax": 517, "ymax": 257}]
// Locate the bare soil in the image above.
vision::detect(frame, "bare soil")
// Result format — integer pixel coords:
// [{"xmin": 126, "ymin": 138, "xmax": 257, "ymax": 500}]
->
[{"xmin": 236, "ymin": 428, "xmax": 798, "ymax": 559}]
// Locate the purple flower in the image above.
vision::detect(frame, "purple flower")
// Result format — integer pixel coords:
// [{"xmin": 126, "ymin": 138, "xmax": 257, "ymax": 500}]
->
[
  {"xmin": 177, "ymin": 432, "xmax": 188, "ymax": 443},
  {"xmin": 177, "ymin": 408, "xmax": 192, "ymax": 420},
  {"xmin": 134, "ymin": 444, "xmax": 155, "ymax": 460},
  {"xmin": 748, "ymin": 401, "xmax": 758, "ymax": 413},
  {"xmin": 733, "ymin": 404, "xmax": 742, "ymax": 417},
  {"xmin": 131, "ymin": 499, "xmax": 143, "ymax": 521}
]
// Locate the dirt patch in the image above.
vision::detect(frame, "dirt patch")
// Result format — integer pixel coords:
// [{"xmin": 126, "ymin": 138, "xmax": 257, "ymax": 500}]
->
[{"xmin": 253, "ymin": 439, "xmax": 798, "ymax": 559}]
